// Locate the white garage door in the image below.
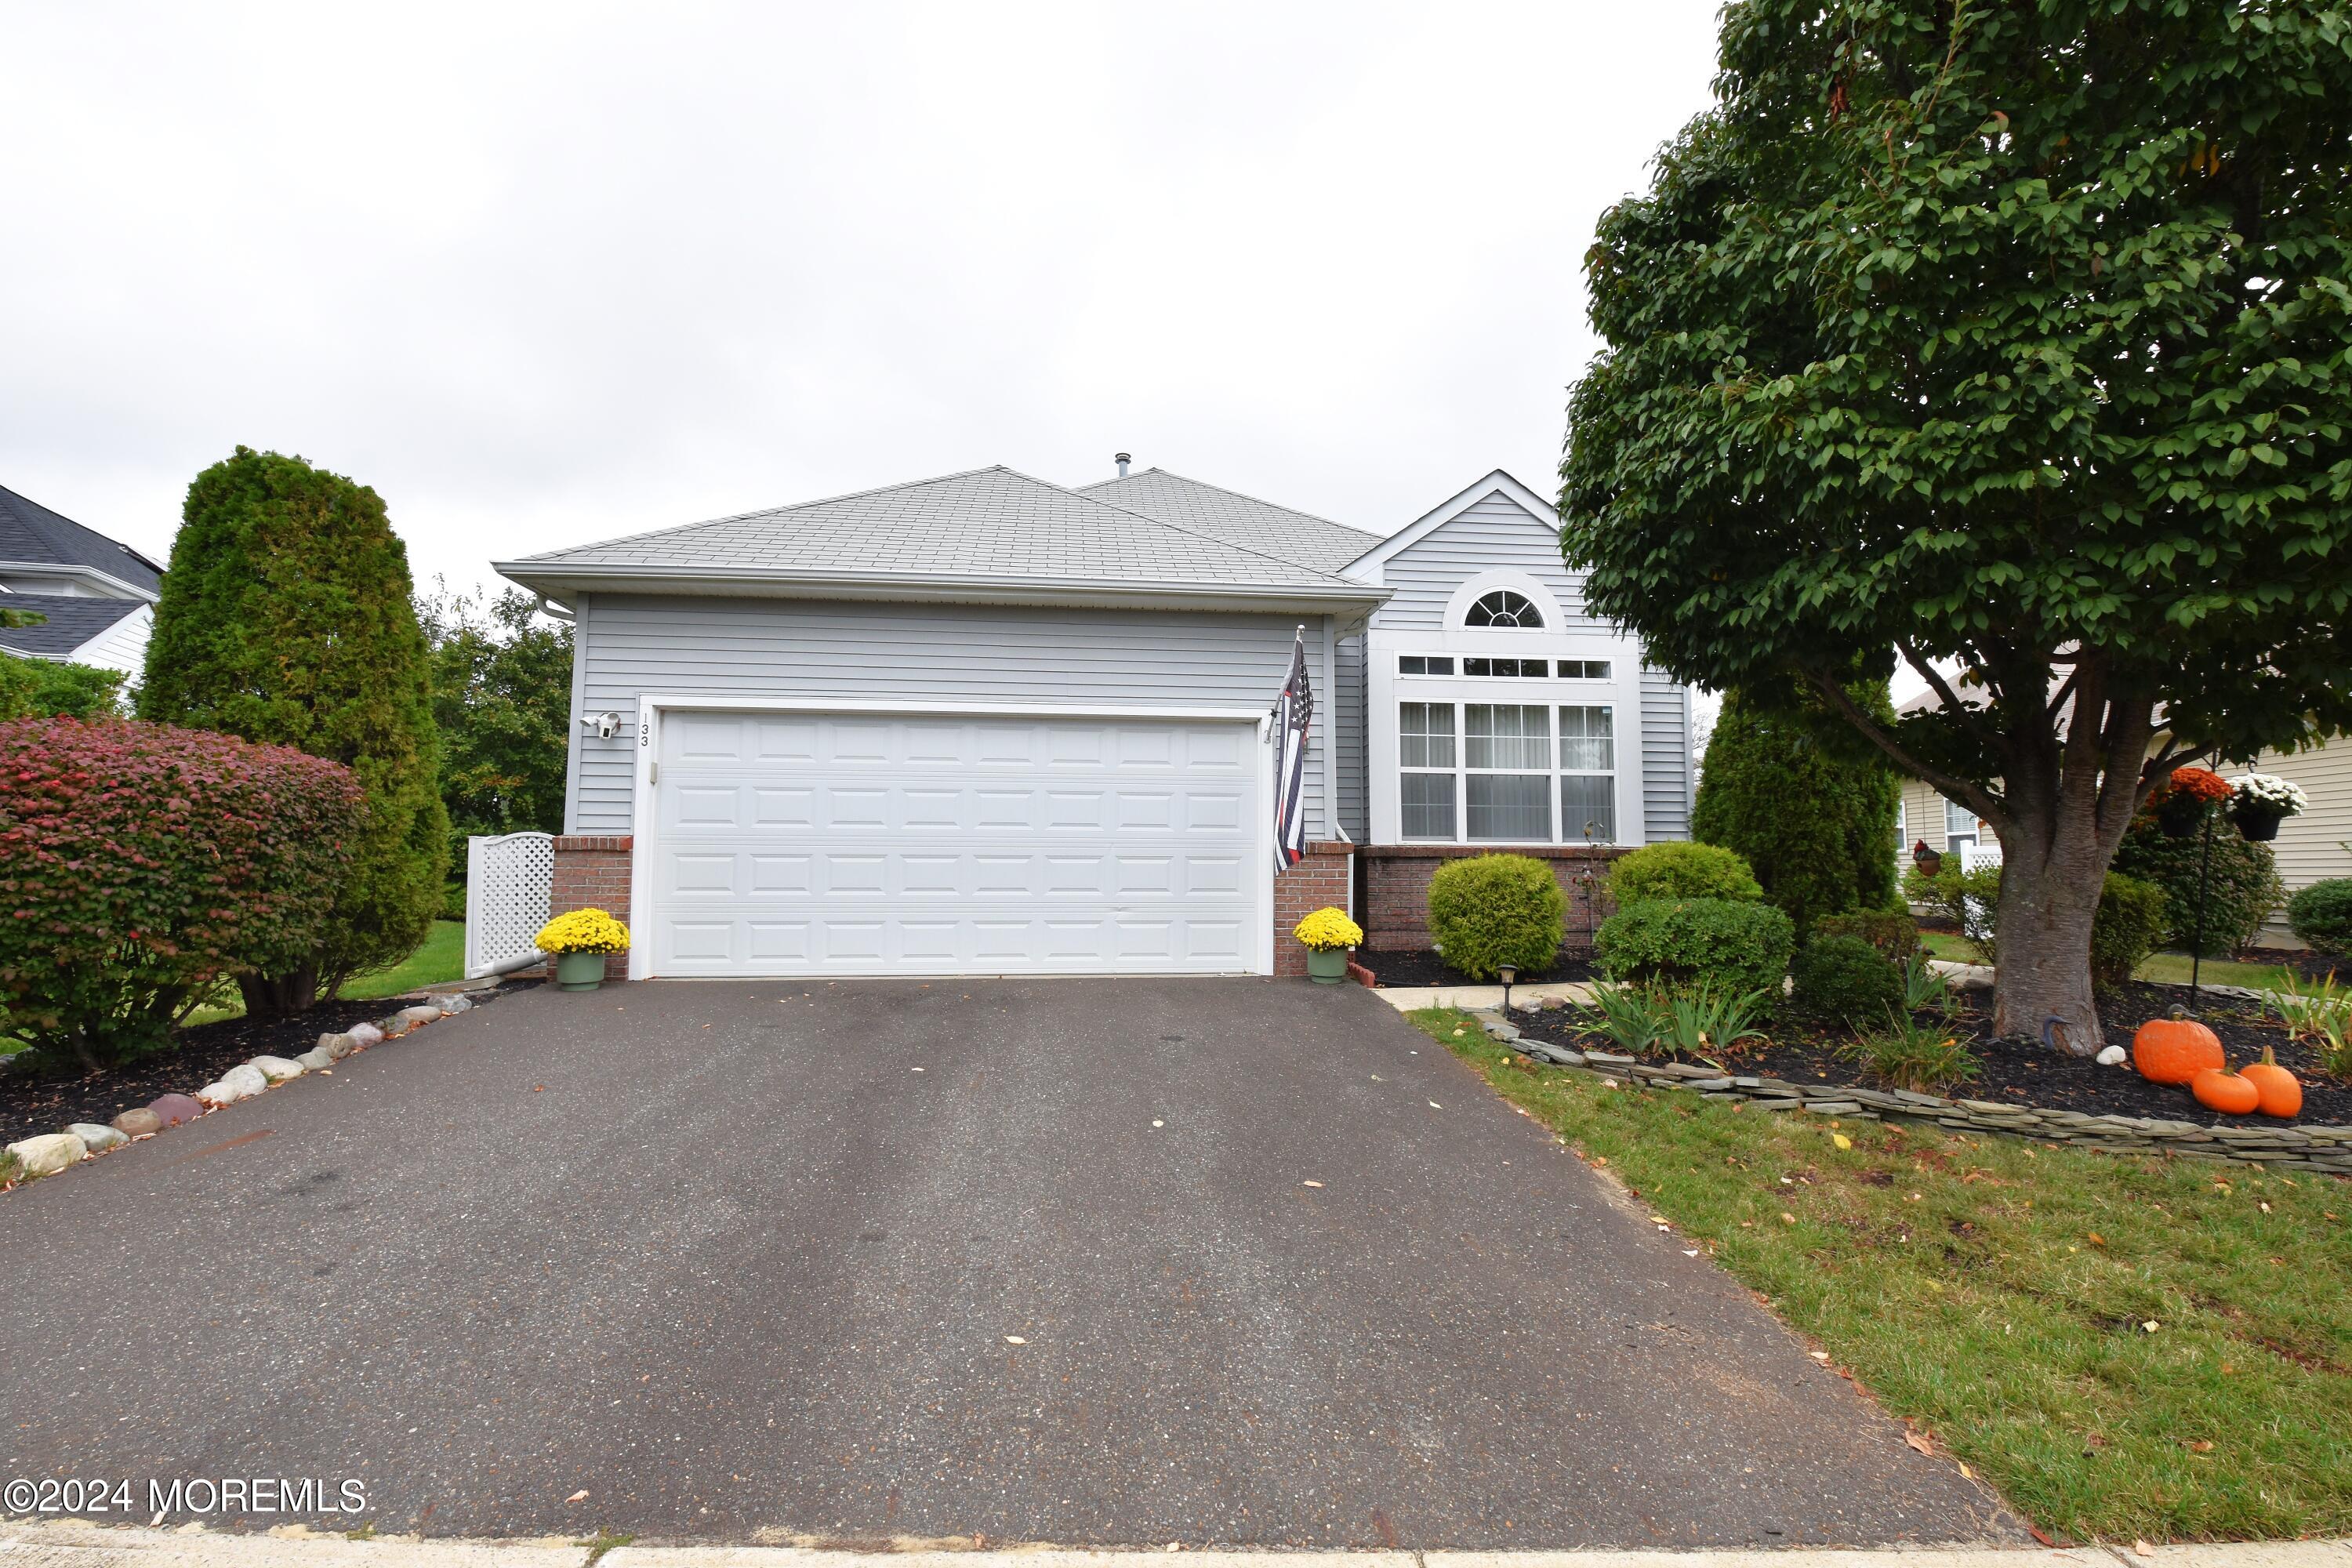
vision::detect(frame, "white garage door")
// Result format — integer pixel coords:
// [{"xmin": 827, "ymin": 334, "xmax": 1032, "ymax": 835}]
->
[{"xmin": 647, "ymin": 710, "xmax": 1265, "ymax": 976}]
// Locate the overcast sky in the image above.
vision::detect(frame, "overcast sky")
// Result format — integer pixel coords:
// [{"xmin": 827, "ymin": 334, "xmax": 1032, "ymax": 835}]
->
[{"xmin": 3, "ymin": 2, "xmax": 1722, "ymax": 603}]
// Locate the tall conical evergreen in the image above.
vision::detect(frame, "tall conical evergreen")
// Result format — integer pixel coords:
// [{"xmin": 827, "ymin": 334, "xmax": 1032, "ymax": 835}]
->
[
  {"xmin": 1690, "ymin": 681, "xmax": 1901, "ymax": 937},
  {"xmin": 140, "ymin": 447, "xmax": 449, "ymax": 1016}
]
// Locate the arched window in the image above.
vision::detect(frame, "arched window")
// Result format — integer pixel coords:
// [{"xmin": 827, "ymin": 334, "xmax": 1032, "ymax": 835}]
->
[{"xmin": 1465, "ymin": 589, "xmax": 1542, "ymax": 629}]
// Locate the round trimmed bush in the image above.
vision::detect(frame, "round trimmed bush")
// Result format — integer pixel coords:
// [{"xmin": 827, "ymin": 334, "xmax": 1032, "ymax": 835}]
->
[
  {"xmin": 1595, "ymin": 896, "xmax": 1795, "ymax": 1006},
  {"xmin": 1427, "ymin": 854, "xmax": 1566, "ymax": 981},
  {"xmin": 1607, "ymin": 842, "xmax": 1762, "ymax": 907},
  {"xmin": 2090, "ymin": 872, "xmax": 2170, "ymax": 988},
  {"xmin": 0, "ymin": 717, "xmax": 362, "ymax": 1070},
  {"xmin": 1813, "ymin": 909, "xmax": 1920, "ymax": 962},
  {"xmin": 1790, "ymin": 935, "xmax": 1904, "ymax": 1023},
  {"xmin": 2288, "ymin": 878, "xmax": 2352, "ymax": 956}
]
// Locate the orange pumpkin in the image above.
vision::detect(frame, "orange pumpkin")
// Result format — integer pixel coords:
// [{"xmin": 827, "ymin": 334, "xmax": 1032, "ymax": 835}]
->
[
  {"xmin": 2133, "ymin": 1015, "xmax": 2224, "ymax": 1084},
  {"xmin": 2190, "ymin": 1065, "xmax": 2262, "ymax": 1116},
  {"xmin": 2240, "ymin": 1047, "xmax": 2303, "ymax": 1120}
]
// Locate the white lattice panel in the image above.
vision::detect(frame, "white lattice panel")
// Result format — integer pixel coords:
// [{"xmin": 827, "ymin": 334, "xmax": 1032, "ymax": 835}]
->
[
  {"xmin": 1961, "ymin": 841, "xmax": 2004, "ymax": 875},
  {"xmin": 466, "ymin": 832, "xmax": 556, "ymax": 978}
]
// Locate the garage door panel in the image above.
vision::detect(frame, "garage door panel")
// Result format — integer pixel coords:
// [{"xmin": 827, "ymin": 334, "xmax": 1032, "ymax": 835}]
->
[{"xmin": 650, "ymin": 712, "xmax": 1261, "ymax": 975}]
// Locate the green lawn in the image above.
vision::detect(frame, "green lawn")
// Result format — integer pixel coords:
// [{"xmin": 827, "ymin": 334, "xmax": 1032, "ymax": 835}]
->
[
  {"xmin": 1918, "ymin": 931, "xmax": 2327, "ymax": 995},
  {"xmin": 183, "ymin": 920, "xmax": 468, "ymax": 1026},
  {"xmin": 1414, "ymin": 1006, "xmax": 2352, "ymax": 1544}
]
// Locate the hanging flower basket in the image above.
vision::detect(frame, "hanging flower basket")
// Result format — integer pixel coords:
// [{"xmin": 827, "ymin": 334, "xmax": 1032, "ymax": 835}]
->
[
  {"xmin": 2154, "ymin": 767, "xmax": 2232, "ymax": 838},
  {"xmin": 2230, "ymin": 773, "xmax": 2308, "ymax": 843}
]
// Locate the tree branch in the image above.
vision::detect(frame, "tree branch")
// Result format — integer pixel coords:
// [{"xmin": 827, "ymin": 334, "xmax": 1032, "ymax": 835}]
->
[
  {"xmin": 1897, "ymin": 643, "xmax": 2003, "ymax": 753},
  {"xmin": 1801, "ymin": 668, "xmax": 2007, "ymax": 827}
]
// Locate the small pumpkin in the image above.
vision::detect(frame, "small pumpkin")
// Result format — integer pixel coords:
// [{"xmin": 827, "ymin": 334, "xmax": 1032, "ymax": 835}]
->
[
  {"xmin": 2240, "ymin": 1046, "xmax": 2303, "ymax": 1120},
  {"xmin": 2190, "ymin": 1065, "xmax": 2262, "ymax": 1116},
  {"xmin": 2132, "ymin": 1014, "xmax": 2224, "ymax": 1084}
]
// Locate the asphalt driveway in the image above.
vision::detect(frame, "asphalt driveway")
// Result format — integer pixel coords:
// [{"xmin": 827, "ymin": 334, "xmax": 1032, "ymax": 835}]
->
[{"xmin": 0, "ymin": 978, "xmax": 2020, "ymax": 1548}]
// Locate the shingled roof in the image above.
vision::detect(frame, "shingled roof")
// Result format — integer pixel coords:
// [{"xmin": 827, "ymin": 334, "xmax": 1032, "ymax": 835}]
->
[
  {"xmin": 496, "ymin": 466, "xmax": 1386, "ymax": 612},
  {"xmin": 0, "ymin": 593, "xmax": 146, "ymax": 658},
  {"xmin": 1076, "ymin": 468, "xmax": 1381, "ymax": 574},
  {"xmin": 0, "ymin": 483, "xmax": 162, "ymax": 597}
]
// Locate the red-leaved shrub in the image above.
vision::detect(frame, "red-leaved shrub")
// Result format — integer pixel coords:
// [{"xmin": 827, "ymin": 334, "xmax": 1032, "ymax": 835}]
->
[{"xmin": 0, "ymin": 717, "xmax": 363, "ymax": 1069}]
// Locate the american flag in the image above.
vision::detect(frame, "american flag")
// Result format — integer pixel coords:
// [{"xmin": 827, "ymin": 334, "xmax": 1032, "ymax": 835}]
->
[{"xmin": 1271, "ymin": 627, "xmax": 1312, "ymax": 871}]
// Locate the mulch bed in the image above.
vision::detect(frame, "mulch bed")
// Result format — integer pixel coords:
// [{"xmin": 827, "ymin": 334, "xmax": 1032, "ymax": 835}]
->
[
  {"xmin": 0, "ymin": 983, "xmax": 532, "ymax": 1146},
  {"xmin": 1359, "ymin": 947, "xmax": 1599, "ymax": 989},
  {"xmin": 1504, "ymin": 978, "xmax": 2351, "ymax": 1130}
]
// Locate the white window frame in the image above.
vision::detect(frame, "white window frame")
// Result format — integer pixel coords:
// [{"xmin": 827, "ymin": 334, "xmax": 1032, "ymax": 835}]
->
[{"xmin": 1944, "ymin": 797, "xmax": 1979, "ymax": 849}]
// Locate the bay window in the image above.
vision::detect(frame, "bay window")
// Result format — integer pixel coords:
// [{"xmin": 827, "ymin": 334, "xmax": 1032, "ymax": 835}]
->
[{"xmin": 1399, "ymin": 701, "xmax": 1617, "ymax": 844}]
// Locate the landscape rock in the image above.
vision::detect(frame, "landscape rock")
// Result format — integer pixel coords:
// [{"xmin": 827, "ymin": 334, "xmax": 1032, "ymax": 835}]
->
[
  {"xmin": 316, "ymin": 1032, "xmax": 361, "ymax": 1061},
  {"xmin": 377, "ymin": 1014, "xmax": 413, "ymax": 1039},
  {"xmin": 394, "ymin": 1004, "xmax": 444, "ymax": 1029},
  {"xmin": 199, "ymin": 1063, "xmax": 269, "ymax": 1105},
  {"xmin": 67, "ymin": 1122, "xmax": 128, "ymax": 1154},
  {"xmin": 249, "ymin": 1054, "xmax": 304, "ymax": 1083},
  {"xmin": 6, "ymin": 1132, "xmax": 88, "ymax": 1178},
  {"xmin": 295, "ymin": 1045, "xmax": 339, "ymax": 1072},
  {"xmin": 111, "ymin": 1107, "xmax": 164, "ymax": 1138},
  {"xmin": 147, "ymin": 1093, "xmax": 204, "ymax": 1127},
  {"xmin": 441, "ymin": 994, "xmax": 473, "ymax": 1014},
  {"xmin": 346, "ymin": 1022, "xmax": 386, "ymax": 1047},
  {"xmin": 2096, "ymin": 1044, "xmax": 2128, "ymax": 1066}
]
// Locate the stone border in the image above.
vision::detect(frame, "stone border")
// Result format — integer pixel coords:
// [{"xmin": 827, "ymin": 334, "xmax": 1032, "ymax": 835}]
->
[
  {"xmin": 2, "ymin": 984, "xmax": 515, "ymax": 1190},
  {"xmin": 1473, "ymin": 1013, "xmax": 2352, "ymax": 1177}
]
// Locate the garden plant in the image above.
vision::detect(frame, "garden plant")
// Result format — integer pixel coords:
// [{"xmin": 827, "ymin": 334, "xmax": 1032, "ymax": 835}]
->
[{"xmin": 1426, "ymin": 853, "xmax": 1564, "ymax": 980}]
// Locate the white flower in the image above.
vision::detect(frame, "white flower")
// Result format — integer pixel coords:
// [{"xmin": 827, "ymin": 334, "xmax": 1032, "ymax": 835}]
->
[{"xmin": 2232, "ymin": 772, "xmax": 2308, "ymax": 815}]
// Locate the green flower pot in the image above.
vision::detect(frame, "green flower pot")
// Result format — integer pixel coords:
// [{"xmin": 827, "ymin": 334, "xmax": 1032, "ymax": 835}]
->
[
  {"xmin": 555, "ymin": 951, "xmax": 608, "ymax": 991},
  {"xmin": 1306, "ymin": 948, "xmax": 1350, "ymax": 985}
]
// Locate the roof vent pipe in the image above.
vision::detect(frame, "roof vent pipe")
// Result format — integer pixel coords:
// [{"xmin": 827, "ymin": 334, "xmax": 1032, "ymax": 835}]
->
[{"xmin": 1114, "ymin": 452, "xmax": 1131, "ymax": 479}]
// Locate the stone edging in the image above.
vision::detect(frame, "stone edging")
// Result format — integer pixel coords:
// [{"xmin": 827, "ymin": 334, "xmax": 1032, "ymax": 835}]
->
[
  {"xmin": 2, "ymin": 985, "xmax": 512, "ymax": 1189},
  {"xmin": 1475, "ymin": 1013, "xmax": 2352, "ymax": 1177}
]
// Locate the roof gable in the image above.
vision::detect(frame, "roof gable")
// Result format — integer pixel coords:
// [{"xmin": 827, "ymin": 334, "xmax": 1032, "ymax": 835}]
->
[
  {"xmin": 1076, "ymin": 468, "xmax": 1381, "ymax": 574},
  {"xmin": 0, "ymin": 484, "xmax": 163, "ymax": 597},
  {"xmin": 1338, "ymin": 469, "xmax": 1561, "ymax": 579}
]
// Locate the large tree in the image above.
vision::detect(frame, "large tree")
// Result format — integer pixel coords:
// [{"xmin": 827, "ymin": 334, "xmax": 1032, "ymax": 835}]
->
[
  {"xmin": 417, "ymin": 583, "xmax": 573, "ymax": 842},
  {"xmin": 140, "ymin": 447, "xmax": 449, "ymax": 1018},
  {"xmin": 1560, "ymin": 0, "xmax": 2352, "ymax": 1052}
]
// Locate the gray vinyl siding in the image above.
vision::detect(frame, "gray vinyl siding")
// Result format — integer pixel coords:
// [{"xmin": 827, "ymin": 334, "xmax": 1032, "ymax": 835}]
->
[
  {"xmin": 1377, "ymin": 490, "xmax": 1598, "ymax": 630},
  {"xmin": 565, "ymin": 594, "xmax": 1328, "ymax": 836},
  {"xmin": 1640, "ymin": 666, "xmax": 1692, "ymax": 841},
  {"xmin": 1336, "ymin": 632, "xmax": 1367, "ymax": 840}
]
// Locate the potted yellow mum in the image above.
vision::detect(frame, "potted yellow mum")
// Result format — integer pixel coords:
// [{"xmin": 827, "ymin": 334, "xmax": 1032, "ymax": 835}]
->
[
  {"xmin": 1292, "ymin": 906, "xmax": 1363, "ymax": 985},
  {"xmin": 535, "ymin": 908, "xmax": 631, "ymax": 992}
]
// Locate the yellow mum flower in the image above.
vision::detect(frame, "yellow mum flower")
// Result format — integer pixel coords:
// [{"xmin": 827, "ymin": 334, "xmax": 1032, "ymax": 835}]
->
[
  {"xmin": 1292, "ymin": 906, "xmax": 1364, "ymax": 953},
  {"xmin": 535, "ymin": 907, "xmax": 633, "ymax": 955}
]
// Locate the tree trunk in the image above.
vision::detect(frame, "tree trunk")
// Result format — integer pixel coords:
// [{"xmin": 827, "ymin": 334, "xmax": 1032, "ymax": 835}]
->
[
  {"xmin": 1988, "ymin": 811, "xmax": 2112, "ymax": 1054},
  {"xmin": 238, "ymin": 965, "xmax": 318, "ymax": 1023}
]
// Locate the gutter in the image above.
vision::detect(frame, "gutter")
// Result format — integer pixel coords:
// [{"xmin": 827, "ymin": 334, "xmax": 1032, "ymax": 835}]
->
[{"xmin": 491, "ymin": 561, "xmax": 1392, "ymax": 616}]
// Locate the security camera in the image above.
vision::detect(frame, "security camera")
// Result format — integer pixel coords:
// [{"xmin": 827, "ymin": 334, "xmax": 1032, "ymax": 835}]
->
[{"xmin": 586, "ymin": 712, "xmax": 622, "ymax": 740}]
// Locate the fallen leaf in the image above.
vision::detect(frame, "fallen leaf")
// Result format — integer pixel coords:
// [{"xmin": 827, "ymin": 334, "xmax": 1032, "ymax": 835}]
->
[
  {"xmin": 1302, "ymin": 1180, "xmax": 1324, "ymax": 1189},
  {"xmin": 565, "ymin": 1490, "xmax": 589, "ymax": 1504},
  {"xmin": 1428, "ymin": 1101, "xmax": 1443, "ymax": 1109},
  {"xmin": 1904, "ymin": 1431, "xmax": 1934, "ymax": 1457},
  {"xmin": 1780, "ymin": 1211, "xmax": 1797, "ymax": 1225},
  {"xmin": 2259, "ymin": 1200, "xmax": 2272, "ymax": 1213},
  {"xmin": 2136, "ymin": 1541, "xmax": 2157, "ymax": 1559},
  {"xmin": 2142, "ymin": 1320, "xmax": 2161, "ymax": 1333},
  {"xmin": 1958, "ymin": 1461, "xmax": 1973, "ymax": 1479},
  {"xmin": 1831, "ymin": 1133, "xmax": 1852, "ymax": 1150},
  {"xmin": 1152, "ymin": 1120, "xmax": 1164, "ymax": 1128},
  {"xmin": 1004, "ymin": 1336, "xmax": 1026, "ymax": 1345},
  {"xmin": 1682, "ymin": 1248, "xmax": 1698, "ymax": 1258},
  {"xmin": 1809, "ymin": 1350, "xmax": 1831, "ymax": 1362},
  {"xmin": 2186, "ymin": 1439, "xmax": 2215, "ymax": 1453},
  {"xmin": 1649, "ymin": 1215, "xmax": 1671, "ymax": 1226},
  {"xmin": 2087, "ymin": 1233, "xmax": 2105, "ymax": 1246},
  {"xmin": 911, "ymin": 1067, "xmax": 925, "ymax": 1073}
]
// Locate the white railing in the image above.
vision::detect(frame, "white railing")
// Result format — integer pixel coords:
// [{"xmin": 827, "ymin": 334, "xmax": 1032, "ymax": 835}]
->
[
  {"xmin": 464, "ymin": 831, "xmax": 555, "ymax": 979},
  {"xmin": 1960, "ymin": 840, "xmax": 2005, "ymax": 876}
]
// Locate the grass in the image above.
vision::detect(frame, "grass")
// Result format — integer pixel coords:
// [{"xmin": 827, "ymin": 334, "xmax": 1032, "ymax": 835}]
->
[
  {"xmin": 182, "ymin": 920, "xmax": 467, "ymax": 1027},
  {"xmin": 1918, "ymin": 931, "xmax": 2325, "ymax": 996},
  {"xmin": 1413, "ymin": 1005, "xmax": 2352, "ymax": 1544}
]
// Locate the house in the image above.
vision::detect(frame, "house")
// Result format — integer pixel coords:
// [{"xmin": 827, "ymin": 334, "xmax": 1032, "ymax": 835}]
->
[
  {"xmin": 0, "ymin": 482, "xmax": 162, "ymax": 678},
  {"xmin": 493, "ymin": 461, "xmax": 1691, "ymax": 979}
]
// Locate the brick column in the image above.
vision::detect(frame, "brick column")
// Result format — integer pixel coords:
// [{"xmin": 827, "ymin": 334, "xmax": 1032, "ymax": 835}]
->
[
  {"xmin": 1272, "ymin": 841, "xmax": 1356, "ymax": 978},
  {"xmin": 549, "ymin": 835, "xmax": 633, "ymax": 981}
]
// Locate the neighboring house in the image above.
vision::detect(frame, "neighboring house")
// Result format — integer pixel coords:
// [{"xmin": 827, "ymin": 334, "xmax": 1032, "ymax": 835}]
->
[
  {"xmin": 1893, "ymin": 688, "xmax": 2352, "ymax": 945},
  {"xmin": 0, "ymin": 482, "xmax": 162, "ymax": 679},
  {"xmin": 494, "ymin": 461, "xmax": 1691, "ymax": 980}
]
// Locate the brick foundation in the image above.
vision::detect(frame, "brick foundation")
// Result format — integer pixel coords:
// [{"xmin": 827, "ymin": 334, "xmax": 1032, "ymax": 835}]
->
[
  {"xmin": 1272, "ymin": 840, "xmax": 1356, "ymax": 978},
  {"xmin": 1362, "ymin": 843, "xmax": 1628, "ymax": 953},
  {"xmin": 549, "ymin": 834, "xmax": 633, "ymax": 981}
]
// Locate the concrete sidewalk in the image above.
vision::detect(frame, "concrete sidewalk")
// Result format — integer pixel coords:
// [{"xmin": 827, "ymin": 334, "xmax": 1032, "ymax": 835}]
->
[{"xmin": 5, "ymin": 1518, "xmax": 2351, "ymax": 1567}]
